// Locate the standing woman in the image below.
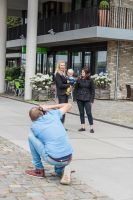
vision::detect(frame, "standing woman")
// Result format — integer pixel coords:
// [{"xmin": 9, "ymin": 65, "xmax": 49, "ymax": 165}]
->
[
  {"xmin": 55, "ymin": 61, "xmax": 70, "ymax": 124},
  {"xmin": 76, "ymin": 68, "xmax": 95, "ymax": 133}
]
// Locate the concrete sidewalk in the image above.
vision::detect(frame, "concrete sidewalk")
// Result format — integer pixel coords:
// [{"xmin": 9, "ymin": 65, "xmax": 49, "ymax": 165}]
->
[
  {"xmin": 35, "ymin": 98, "xmax": 133, "ymax": 129},
  {"xmin": 0, "ymin": 137, "xmax": 112, "ymax": 200},
  {"xmin": 1, "ymin": 94, "xmax": 133, "ymax": 129},
  {"xmin": 0, "ymin": 96, "xmax": 133, "ymax": 200}
]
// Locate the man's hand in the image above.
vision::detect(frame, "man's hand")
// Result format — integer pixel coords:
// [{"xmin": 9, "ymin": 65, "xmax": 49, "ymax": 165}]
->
[
  {"xmin": 39, "ymin": 105, "xmax": 49, "ymax": 111},
  {"xmin": 39, "ymin": 103, "xmax": 72, "ymax": 115}
]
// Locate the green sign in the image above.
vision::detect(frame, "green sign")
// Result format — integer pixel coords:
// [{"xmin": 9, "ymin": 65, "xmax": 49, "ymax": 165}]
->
[
  {"xmin": 22, "ymin": 47, "xmax": 48, "ymax": 54},
  {"xmin": 37, "ymin": 47, "xmax": 48, "ymax": 54},
  {"xmin": 22, "ymin": 46, "xmax": 26, "ymax": 54}
]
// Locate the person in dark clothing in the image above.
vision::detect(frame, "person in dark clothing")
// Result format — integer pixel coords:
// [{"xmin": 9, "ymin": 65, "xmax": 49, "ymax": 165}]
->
[
  {"xmin": 75, "ymin": 68, "xmax": 95, "ymax": 133},
  {"xmin": 55, "ymin": 61, "xmax": 70, "ymax": 124}
]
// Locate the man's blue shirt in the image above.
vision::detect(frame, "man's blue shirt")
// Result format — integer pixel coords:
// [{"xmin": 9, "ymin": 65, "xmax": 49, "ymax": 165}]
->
[{"xmin": 31, "ymin": 109, "xmax": 73, "ymax": 158}]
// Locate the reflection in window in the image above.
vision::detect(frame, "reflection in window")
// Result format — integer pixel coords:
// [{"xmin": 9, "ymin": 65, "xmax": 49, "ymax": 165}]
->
[
  {"xmin": 56, "ymin": 51, "xmax": 68, "ymax": 66},
  {"xmin": 21, "ymin": 53, "xmax": 26, "ymax": 67},
  {"xmin": 75, "ymin": 0, "xmax": 82, "ymax": 10},
  {"xmin": 47, "ymin": 55, "xmax": 54, "ymax": 76},
  {"xmin": 72, "ymin": 52, "xmax": 82, "ymax": 76},
  {"xmin": 36, "ymin": 54, "xmax": 47, "ymax": 74},
  {"xmin": 36, "ymin": 54, "xmax": 42, "ymax": 73},
  {"xmin": 95, "ymin": 51, "xmax": 107, "ymax": 74},
  {"xmin": 42, "ymin": 54, "xmax": 47, "ymax": 74},
  {"xmin": 84, "ymin": 52, "xmax": 91, "ymax": 69}
]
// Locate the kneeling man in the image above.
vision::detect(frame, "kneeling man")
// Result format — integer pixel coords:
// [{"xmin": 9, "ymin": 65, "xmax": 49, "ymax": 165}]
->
[{"xmin": 26, "ymin": 103, "xmax": 73, "ymax": 185}]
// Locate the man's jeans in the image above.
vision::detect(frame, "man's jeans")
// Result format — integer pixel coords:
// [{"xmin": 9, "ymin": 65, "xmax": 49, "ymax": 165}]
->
[{"xmin": 28, "ymin": 133, "xmax": 70, "ymax": 176}]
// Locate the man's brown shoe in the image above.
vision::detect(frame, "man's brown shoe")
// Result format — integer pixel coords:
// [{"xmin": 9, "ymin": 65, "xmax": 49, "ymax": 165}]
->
[{"xmin": 25, "ymin": 169, "xmax": 45, "ymax": 178}]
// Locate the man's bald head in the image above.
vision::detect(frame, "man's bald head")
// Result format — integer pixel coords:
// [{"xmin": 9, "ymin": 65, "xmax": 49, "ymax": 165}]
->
[{"xmin": 29, "ymin": 107, "xmax": 44, "ymax": 121}]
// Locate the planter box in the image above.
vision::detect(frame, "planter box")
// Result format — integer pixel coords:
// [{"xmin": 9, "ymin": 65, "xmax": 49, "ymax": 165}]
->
[
  {"xmin": 99, "ymin": 9, "xmax": 109, "ymax": 26},
  {"xmin": 32, "ymin": 90, "xmax": 49, "ymax": 101},
  {"xmin": 95, "ymin": 89, "xmax": 110, "ymax": 99}
]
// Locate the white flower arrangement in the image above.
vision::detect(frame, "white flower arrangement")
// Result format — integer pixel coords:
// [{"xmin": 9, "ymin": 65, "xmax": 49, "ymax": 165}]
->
[
  {"xmin": 91, "ymin": 72, "xmax": 111, "ymax": 89},
  {"xmin": 30, "ymin": 73, "xmax": 53, "ymax": 91}
]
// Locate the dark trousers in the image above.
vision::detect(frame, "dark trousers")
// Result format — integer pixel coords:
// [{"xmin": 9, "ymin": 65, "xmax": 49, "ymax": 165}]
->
[
  {"xmin": 58, "ymin": 95, "xmax": 68, "ymax": 123},
  {"xmin": 77, "ymin": 100, "xmax": 93, "ymax": 125}
]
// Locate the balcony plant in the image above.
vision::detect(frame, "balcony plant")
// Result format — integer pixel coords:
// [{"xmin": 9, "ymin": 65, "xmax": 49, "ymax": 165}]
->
[
  {"xmin": 99, "ymin": 0, "xmax": 110, "ymax": 26},
  {"xmin": 99, "ymin": 0, "xmax": 110, "ymax": 10},
  {"xmin": 91, "ymin": 72, "xmax": 111, "ymax": 99},
  {"xmin": 30, "ymin": 73, "xmax": 53, "ymax": 101}
]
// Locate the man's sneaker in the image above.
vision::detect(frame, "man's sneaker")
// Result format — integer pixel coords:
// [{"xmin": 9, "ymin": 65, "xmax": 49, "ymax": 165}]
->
[
  {"xmin": 78, "ymin": 128, "xmax": 86, "ymax": 132},
  {"xmin": 60, "ymin": 165, "xmax": 71, "ymax": 185},
  {"xmin": 25, "ymin": 169, "xmax": 45, "ymax": 178},
  {"xmin": 90, "ymin": 129, "xmax": 94, "ymax": 133}
]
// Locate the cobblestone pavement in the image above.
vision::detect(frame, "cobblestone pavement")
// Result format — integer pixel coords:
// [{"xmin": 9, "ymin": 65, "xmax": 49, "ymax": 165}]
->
[
  {"xmin": 0, "ymin": 137, "xmax": 113, "ymax": 200},
  {"xmin": 1, "ymin": 94, "xmax": 133, "ymax": 128}
]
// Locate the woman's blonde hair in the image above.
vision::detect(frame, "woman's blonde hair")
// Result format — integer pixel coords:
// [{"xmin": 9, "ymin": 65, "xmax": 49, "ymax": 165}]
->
[{"xmin": 55, "ymin": 60, "xmax": 66, "ymax": 76}]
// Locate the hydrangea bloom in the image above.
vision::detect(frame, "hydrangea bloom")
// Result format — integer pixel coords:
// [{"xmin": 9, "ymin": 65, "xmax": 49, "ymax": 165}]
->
[
  {"xmin": 30, "ymin": 73, "xmax": 53, "ymax": 91},
  {"xmin": 91, "ymin": 73, "xmax": 111, "ymax": 89}
]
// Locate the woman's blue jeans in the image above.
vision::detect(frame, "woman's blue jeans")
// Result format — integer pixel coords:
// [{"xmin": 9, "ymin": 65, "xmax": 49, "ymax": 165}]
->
[{"xmin": 28, "ymin": 133, "xmax": 70, "ymax": 176}]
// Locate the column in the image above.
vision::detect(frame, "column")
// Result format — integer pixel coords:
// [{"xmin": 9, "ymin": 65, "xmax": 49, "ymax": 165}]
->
[
  {"xmin": 0, "ymin": 0, "xmax": 7, "ymax": 93},
  {"xmin": 24, "ymin": 0, "xmax": 38, "ymax": 100}
]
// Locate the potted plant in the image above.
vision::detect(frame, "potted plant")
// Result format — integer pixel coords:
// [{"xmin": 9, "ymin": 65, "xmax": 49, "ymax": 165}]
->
[
  {"xmin": 99, "ymin": 0, "xmax": 110, "ymax": 26},
  {"xmin": 91, "ymin": 72, "xmax": 111, "ymax": 99},
  {"xmin": 30, "ymin": 73, "xmax": 53, "ymax": 101}
]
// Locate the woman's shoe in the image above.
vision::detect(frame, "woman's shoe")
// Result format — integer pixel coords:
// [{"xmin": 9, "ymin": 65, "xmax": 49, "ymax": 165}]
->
[
  {"xmin": 78, "ymin": 128, "xmax": 86, "ymax": 131},
  {"xmin": 90, "ymin": 129, "xmax": 94, "ymax": 133}
]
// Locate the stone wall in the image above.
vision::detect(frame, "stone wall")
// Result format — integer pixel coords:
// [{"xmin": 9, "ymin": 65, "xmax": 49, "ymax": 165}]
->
[
  {"xmin": 110, "ymin": 0, "xmax": 133, "ymax": 8},
  {"xmin": 107, "ymin": 41, "xmax": 133, "ymax": 99}
]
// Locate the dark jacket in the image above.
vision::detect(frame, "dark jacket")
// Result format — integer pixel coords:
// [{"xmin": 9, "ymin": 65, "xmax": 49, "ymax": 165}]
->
[
  {"xmin": 55, "ymin": 72, "xmax": 70, "ymax": 96},
  {"xmin": 75, "ymin": 78, "xmax": 95, "ymax": 103}
]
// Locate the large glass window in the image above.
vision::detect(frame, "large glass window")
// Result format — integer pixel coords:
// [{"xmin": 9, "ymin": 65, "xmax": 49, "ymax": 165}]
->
[
  {"xmin": 75, "ymin": 0, "xmax": 82, "ymax": 10},
  {"xmin": 84, "ymin": 51, "xmax": 91, "ymax": 69},
  {"xmin": 36, "ymin": 53, "xmax": 47, "ymax": 74},
  {"xmin": 47, "ymin": 54, "xmax": 54, "ymax": 76},
  {"xmin": 72, "ymin": 0, "xmax": 99, "ymax": 10},
  {"xmin": 36, "ymin": 54, "xmax": 42, "ymax": 73},
  {"xmin": 95, "ymin": 51, "xmax": 107, "ymax": 74},
  {"xmin": 82, "ymin": 0, "xmax": 92, "ymax": 8},
  {"xmin": 42, "ymin": 54, "xmax": 47, "ymax": 74},
  {"xmin": 72, "ymin": 52, "xmax": 82, "ymax": 76},
  {"xmin": 56, "ymin": 51, "xmax": 68, "ymax": 65},
  {"xmin": 21, "ymin": 53, "xmax": 26, "ymax": 67}
]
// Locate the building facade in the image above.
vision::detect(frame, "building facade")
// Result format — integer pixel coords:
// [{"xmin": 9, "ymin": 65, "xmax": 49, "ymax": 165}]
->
[{"xmin": 0, "ymin": 0, "xmax": 133, "ymax": 100}]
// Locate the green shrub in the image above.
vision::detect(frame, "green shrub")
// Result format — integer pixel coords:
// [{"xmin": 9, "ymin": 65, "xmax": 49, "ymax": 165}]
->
[
  {"xmin": 7, "ymin": 16, "xmax": 21, "ymax": 28},
  {"xmin": 5, "ymin": 67, "xmax": 21, "ymax": 80},
  {"xmin": 99, "ymin": 0, "xmax": 109, "ymax": 9}
]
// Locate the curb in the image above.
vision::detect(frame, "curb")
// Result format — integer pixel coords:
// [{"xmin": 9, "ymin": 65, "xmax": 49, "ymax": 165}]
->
[
  {"xmin": 1, "ymin": 94, "xmax": 133, "ymax": 130},
  {"xmin": 68, "ymin": 111, "xmax": 133, "ymax": 130}
]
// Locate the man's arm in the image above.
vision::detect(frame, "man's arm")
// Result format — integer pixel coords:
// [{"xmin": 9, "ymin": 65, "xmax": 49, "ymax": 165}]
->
[{"xmin": 40, "ymin": 103, "xmax": 72, "ymax": 115}]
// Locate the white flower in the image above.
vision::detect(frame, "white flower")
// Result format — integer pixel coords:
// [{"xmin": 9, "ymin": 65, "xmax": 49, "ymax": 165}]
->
[
  {"xmin": 45, "ymin": 86, "xmax": 49, "ymax": 89},
  {"xmin": 92, "ymin": 73, "xmax": 111, "ymax": 89},
  {"xmin": 30, "ymin": 73, "xmax": 53, "ymax": 90}
]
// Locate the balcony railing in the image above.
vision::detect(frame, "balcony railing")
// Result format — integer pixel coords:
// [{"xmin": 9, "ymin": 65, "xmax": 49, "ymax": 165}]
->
[
  {"xmin": 7, "ymin": 6, "xmax": 133, "ymax": 41},
  {"xmin": 38, "ymin": 7, "xmax": 98, "ymax": 36},
  {"xmin": 7, "ymin": 24, "xmax": 27, "ymax": 41}
]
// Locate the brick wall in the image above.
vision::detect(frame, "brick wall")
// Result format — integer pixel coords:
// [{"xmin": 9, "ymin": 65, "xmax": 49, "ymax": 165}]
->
[{"xmin": 107, "ymin": 41, "xmax": 133, "ymax": 99}]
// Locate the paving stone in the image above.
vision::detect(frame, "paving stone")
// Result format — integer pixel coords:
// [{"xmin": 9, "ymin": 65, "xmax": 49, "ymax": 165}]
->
[{"xmin": 0, "ymin": 136, "xmax": 111, "ymax": 200}]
